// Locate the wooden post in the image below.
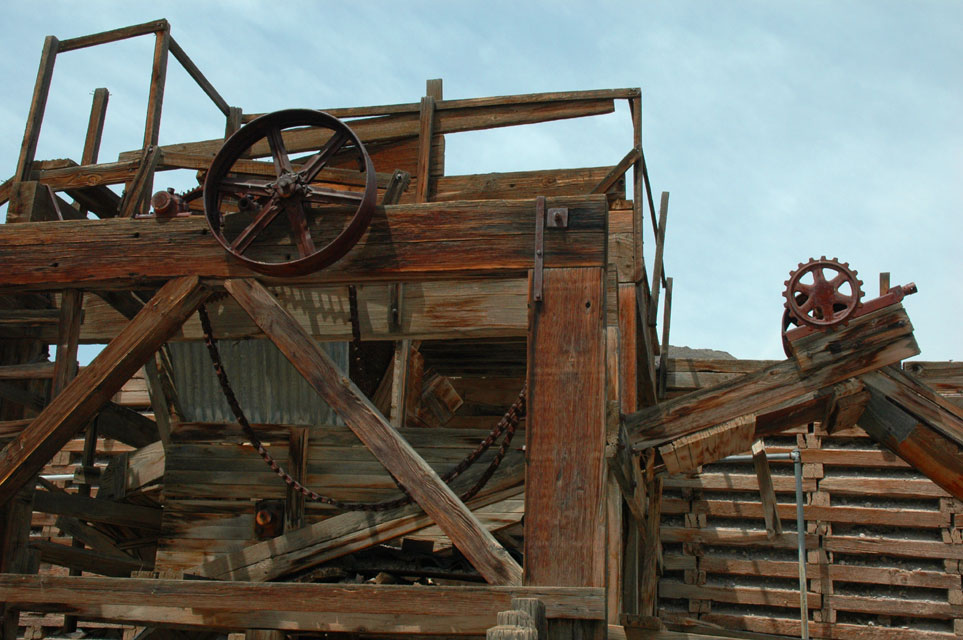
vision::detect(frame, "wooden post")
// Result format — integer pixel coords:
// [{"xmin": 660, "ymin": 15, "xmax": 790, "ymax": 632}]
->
[
  {"xmin": 525, "ymin": 267, "xmax": 606, "ymax": 639},
  {"xmin": 629, "ymin": 97, "xmax": 643, "ymax": 284},
  {"xmin": 15, "ymin": 35, "xmax": 59, "ymax": 182},
  {"xmin": 224, "ymin": 278, "xmax": 522, "ymax": 585},
  {"xmin": 76, "ymin": 88, "xmax": 110, "ymax": 217},
  {"xmin": 51, "ymin": 289, "xmax": 83, "ymax": 398}
]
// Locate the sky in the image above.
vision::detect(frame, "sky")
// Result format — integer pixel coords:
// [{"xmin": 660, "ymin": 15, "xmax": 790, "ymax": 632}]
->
[{"xmin": 0, "ymin": 1, "xmax": 960, "ymax": 362}]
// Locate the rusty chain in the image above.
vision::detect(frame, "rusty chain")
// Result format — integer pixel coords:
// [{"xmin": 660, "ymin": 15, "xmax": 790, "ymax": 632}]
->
[{"xmin": 197, "ymin": 304, "xmax": 524, "ymax": 511}]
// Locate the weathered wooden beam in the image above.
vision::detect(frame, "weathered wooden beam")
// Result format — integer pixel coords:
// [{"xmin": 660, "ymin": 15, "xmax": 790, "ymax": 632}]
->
[
  {"xmin": 51, "ymin": 289, "xmax": 83, "ymax": 397},
  {"xmin": 15, "ymin": 36, "xmax": 59, "ymax": 182},
  {"xmin": 121, "ymin": 98, "xmax": 615, "ymax": 161},
  {"xmin": 525, "ymin": 267, "xmax": 607, "ymax": 602},
  {"xmin": 224, "ymin": 278, "xmax": 523, "ymax": 586},
  {"xmin": 191, "ymin": 452, "xmax": 524, "ymax": 582},
  {"xmin": 0, "ymin": 362, "xmax": 54, "ymax": 380},
  {"xmin": 56, "ymin": 20, "xmax": 168, "ymax": 52},
  {"xmin": 242, "ymin": 88, "xmax": 639, "ymax": 121},
  {"xmin": 31, "ymin": 490, "xmax": 161, "ymax": 529},
  {"xmin": 0, "ymin": 575, "xmax": 604, "ymax": 634},
  {"xmin": 0, "ymin": 277, "xmax": 207, "ymax": 506},
  {"xmin": 0, "ymin": 195, "xmax": 608, "ymax": 291},
  {"xmin": 750, "ymin": 440, "xmax": 783, "ymax": 538},
  {"xmin": 626, "ymin": 304, "xmax": 920, "ymax": 450},
  {"xmin": 65, "ymin": 279, "xmax": 528, "ymax": 344},
  {"xmin": 859, "ymin": 370, "xmax": 963, "ymax": 500}
]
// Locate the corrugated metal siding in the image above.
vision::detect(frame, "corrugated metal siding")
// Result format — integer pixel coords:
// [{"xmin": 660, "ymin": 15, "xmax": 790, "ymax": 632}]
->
[{"xmin": 169, "ymin": 339, "xmax": 347, "ymax": 425}]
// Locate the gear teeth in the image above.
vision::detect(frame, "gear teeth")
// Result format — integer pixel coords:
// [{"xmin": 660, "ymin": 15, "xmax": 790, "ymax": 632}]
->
[{"xmin": 820, "ymin": 255, "xmax": 827, "ymax": 260}]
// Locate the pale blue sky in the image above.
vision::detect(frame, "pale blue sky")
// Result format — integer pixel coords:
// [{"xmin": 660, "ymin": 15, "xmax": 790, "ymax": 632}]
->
[{"xmin": 1, "ymin": 2, "xmax": 960, "ymax": 360}]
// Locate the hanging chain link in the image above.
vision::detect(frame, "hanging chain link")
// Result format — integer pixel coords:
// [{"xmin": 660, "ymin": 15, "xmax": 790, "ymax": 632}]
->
[{"xmin": 198, "ymin": 304, "xmax": 524, "ymax": 512}]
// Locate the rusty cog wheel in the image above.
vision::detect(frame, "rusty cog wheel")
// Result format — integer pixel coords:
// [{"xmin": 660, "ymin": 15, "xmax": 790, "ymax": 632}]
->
[{"xmin": 783, "ymin": 257, "xmax": 864, "ymax": 329}]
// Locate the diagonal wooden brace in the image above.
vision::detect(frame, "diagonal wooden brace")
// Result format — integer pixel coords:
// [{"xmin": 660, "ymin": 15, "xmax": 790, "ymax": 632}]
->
[
  {"xmin": 0, "ymin": 276, "xmax": 209, "ymax": 506},
  {"xmin": 224, "ymin": 278, "xmax": 523, "ymax": 586}
]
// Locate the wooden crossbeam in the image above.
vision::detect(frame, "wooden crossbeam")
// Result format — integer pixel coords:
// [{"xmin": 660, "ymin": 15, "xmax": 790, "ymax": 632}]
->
[
  {"xmin": 120, "ymin": 98, "xmax": 616, "ymax": 161},
  {"xmin": 626, "ymin": 304, "xmax": 919, "ymax": 450},
  {"xmin": 0, "ymin": 575, "xmax": 604, "ymax": 635},
  {"xmin": 224, "ymin": 278, "xmax": 523, "ymax": 585},
  {"xmin": 0, "ymin": 196, "xmax": 608, "ymax": 292},
  {"xmin": 0, "ymin": 276, "xmax": 208, "ymax": 506}
]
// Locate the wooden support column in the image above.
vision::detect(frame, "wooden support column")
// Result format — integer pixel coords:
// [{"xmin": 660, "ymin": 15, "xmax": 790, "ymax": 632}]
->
[
  {"xmin": 224, "ymin": 278, "xmax": 522, "ymax": 585},
  {"xmin": 0, "ymin": 276, "xmax": 208, "ymax": 506},
  {"xmin": 604, "ymin": 325, "xmax": 623, "ymax": 621},
  {"xmin": 525, "ymin": 267, "xmax": 607, "ymax": 639}
]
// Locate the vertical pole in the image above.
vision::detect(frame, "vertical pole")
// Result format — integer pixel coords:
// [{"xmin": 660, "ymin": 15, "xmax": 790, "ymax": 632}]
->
[
  {"xmin": 629, "ymin": 97, "xmax": 644, "ymax": 284},
  {"xmin": 793, "ymin": 449, "xmax": 810, "ymax": 640}
]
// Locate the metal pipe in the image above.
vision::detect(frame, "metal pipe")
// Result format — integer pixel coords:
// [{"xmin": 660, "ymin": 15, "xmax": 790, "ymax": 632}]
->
[
  {"xmin": 717, "ymin": 452, "xmax": 794, "ymax": 463},
  {"xmin": 792, "ymin": 449, "xmax": 809, "ymax": 640}
]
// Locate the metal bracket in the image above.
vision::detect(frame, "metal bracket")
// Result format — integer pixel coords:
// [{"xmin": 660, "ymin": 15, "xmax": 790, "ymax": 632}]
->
[
  {"xmin": 533, "ymin": 198, "xmax": 570, "ymax": 303},
  {"xmin": 534, "ymin": 197, "xmax": 546, "ymax": 302},
  {"xmin": 547, "ymin": 206, "xmax": 569, "ymax": 228}
]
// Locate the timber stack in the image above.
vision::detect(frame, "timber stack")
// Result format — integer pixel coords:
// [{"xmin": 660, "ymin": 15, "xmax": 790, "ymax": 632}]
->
[{"xmin": 0, "ymin": 19, "xmax": 960, "ymax": 640}]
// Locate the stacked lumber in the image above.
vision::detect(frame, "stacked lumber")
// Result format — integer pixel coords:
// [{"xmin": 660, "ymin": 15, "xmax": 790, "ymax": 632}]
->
[{"xmin": 658, "ymin": 359, "xmax": 963, "ymax": 640}]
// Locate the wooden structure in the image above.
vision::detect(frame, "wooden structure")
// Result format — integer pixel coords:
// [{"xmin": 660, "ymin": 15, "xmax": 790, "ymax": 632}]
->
[{"xmin": 0, "ymin": 19, "xmax": 960, "ymax": 640}]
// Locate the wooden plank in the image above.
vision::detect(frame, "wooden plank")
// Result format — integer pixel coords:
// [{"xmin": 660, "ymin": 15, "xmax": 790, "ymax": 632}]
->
[
  {"xmin": 31, "ymin": 490, "xmax": 161, "ymax": 529},
  {"xmin": 415, "ymin": 93, "xmax": 437, "ymax": 202},
  {"xmin": 660, "ymin": 581, "xmax": 821, "ymax": 610},
  {"xmin": 224, "ymin": 278, "xmax": 522, "ymax": 586},
  {"xmin": 56, "ymin": 20, "xmax": 168, "ymax": 52},
  {"xmin": 51, "ymin": 289, "xmax": 83, "ymax": 397},
  {"xmin": 686, "ymin": 555, "xmax": 962, "ymax": 589},
  {"xmin": 15, "ymin": 36, "xmax": 59, "ymax": 182},
  {"xmin": 435, "ymin": 166, "xmax": 617, "ymax": 202},
  {"xmin": 120, "ymin": 99, "xmax": 616, "ymax": 161},
  {"xmin": 750, "ymin": 440, "xmax": 782, "ymax": 537},
  {"xmin": 0, "ymin": 195, "xmax": 608, "ymax": 291},
  {"xmin": 525, "ymin": 268, "xmax": 607, "ymax": 592},
  {"xmin": 0, "ymin": 575, "xmax": 604, "ymax": 634},
  {"xmin": 626, "ymin": 304, "xmax": 920, "ymax": 449},
  {"xmin": 0, "ymin": 363, "xmax": 54, "ymax": 380},
  {"xmin": 658, "ymin": 414, "xmax": 755, "ymax": 474},
  {"xmin": 0, "ymin": 277, "xmax": 207, "ymax": 506}
]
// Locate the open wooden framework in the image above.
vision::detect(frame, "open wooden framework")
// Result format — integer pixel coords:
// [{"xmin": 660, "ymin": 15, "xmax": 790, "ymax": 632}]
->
[{"xmin": 1, "ymin": 19, "xmax": 961, "ymax": 640}]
